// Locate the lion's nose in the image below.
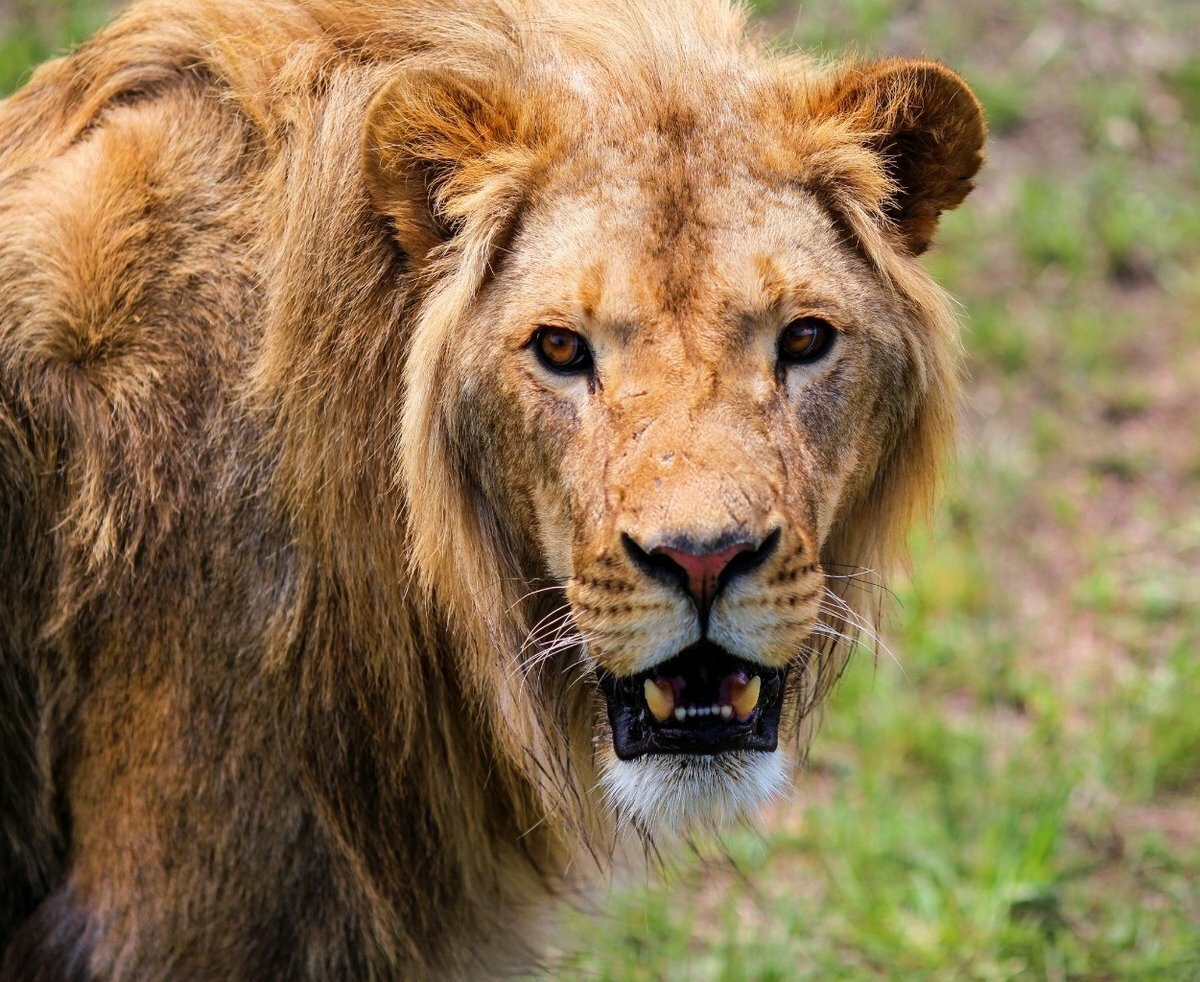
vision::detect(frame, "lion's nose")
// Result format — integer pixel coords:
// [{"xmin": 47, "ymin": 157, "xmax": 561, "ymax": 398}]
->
[{"xmin": 622, "ymin": 530, "xmax": 780, "ymax": 623}]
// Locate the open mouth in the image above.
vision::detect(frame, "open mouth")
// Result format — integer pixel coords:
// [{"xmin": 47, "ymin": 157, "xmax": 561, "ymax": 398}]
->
[{"xmin": 597, "ymin": 642, "xmax": 788, "ymax": 760}]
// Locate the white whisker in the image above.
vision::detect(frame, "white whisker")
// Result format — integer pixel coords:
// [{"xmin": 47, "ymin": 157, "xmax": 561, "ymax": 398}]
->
[
  {"xmin": 504, "ymin": 582, "xmax": 568, "ymax": 613},
  {"xmin": 817, "ymin": 587, "xmax": 906, "ymax": 680}
]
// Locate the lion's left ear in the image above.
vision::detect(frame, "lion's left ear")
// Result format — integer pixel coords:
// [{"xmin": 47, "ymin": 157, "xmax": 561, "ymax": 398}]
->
[
  {"xmin": 362, "ymin": 69, "xmax": 548, "ymax": 264},
  {"xmin": 825, "ymin": 59, "xmax": 987, "ymax": 255}
]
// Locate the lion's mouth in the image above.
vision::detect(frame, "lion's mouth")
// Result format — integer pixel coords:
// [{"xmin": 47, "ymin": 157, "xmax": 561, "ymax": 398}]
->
[{"xmin": 597, "ymin": 642, "xmax": 788, "ymax": 760}]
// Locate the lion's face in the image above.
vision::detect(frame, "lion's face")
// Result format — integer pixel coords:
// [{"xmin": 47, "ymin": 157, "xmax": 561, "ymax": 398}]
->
[
  {"xmin": 445, "ymin": 152, "xmax": 927, "ymax": 828},
  {"xmin": 366, "ymin": 52, "xmax": 984, "ymax": 832}
]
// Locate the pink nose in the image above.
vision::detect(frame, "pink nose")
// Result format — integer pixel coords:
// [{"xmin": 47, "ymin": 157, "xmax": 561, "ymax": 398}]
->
[{"xmin": 651, "ymin": 541, "xmax": 757, "ymax": 611}]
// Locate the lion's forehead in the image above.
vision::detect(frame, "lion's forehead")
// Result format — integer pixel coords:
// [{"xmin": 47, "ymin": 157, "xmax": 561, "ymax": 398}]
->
[{"xmin": 514, "ymin": 168, "xmax": 872, "ymax": 338}]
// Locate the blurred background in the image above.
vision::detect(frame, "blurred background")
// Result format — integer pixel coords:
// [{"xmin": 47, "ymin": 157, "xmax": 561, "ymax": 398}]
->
[{"xmin": 3, "ymin": 0, "xmax": 1196, "ymax": 977}]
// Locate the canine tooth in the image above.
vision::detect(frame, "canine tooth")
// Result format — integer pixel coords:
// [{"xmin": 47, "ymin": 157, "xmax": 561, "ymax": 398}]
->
[
  {"xmin": 731, "ymin": 676, "xmax": 762, "ymax": 720},
  {"xmin": 674, "ymin": 706, "xmax": 687, "ymax": 722},
  {"xmin": 644, "ymin": 679, "xmax": 674, "ymax": 722},
  {"xmin": 720, "ymin": 705, "xmax": 733, "ymax": 720}
]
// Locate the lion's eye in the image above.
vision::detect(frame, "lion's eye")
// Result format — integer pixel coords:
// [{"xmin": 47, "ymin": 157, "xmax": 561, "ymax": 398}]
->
[
  {"xmin": 533, "ymin": 327, "xmax": 593, "ymax": 374},
  {"xmin": 778, "ymin": 317, "xmax": 836, "ymax": 365}
]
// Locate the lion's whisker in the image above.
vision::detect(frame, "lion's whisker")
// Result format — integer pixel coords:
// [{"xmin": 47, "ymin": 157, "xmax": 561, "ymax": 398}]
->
[
  {"xmin": 516, "ymin": 624, "xmax": 597, "ymax": 685},
  {"xmin": 505, "ymin": 583, "xmax": 568, "ymax": 614},
  {"xmin": 518, "ymin": 604, "xmax": 575, "ymax": 654},
  {"xmin": 822, "ymin": 562, "xmax": 902, "ymax": 605},
  {"xmin": 508, "ymin": 621, "xmax": 579, "ymax": 686},
  {"xmin": 817, "ymin": 589, "xmax": 906, "ymax": 680}
]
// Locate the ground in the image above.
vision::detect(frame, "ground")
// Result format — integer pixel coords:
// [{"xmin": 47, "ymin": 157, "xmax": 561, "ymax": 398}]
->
[{"xmin": 2, "ymin": 1, "xmax": 1196, "ymax": 978}]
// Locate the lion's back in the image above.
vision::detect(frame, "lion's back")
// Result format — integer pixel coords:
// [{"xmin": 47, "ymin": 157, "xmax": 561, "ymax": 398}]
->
[
  {"xmin": 0, "ymin": 0, "xmax": 439, "ymax": 967},
  {"xmin": 0, "ymin": 66, "xmax": 269, "ymax": 640},
  {"xmin": 0, "ymin": 25, "xmax": 275, "ymax": 962}
]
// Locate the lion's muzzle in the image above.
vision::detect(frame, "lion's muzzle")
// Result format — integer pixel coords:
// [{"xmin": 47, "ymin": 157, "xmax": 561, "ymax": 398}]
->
[{"xmin": 621, "ymin": 528, "xmax": 780, "ymax": 627}]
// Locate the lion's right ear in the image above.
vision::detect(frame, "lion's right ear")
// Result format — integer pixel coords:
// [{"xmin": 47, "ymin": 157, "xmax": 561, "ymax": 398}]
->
[
  {"xmin": 815, "ymin": 59, "xmax": 987, "ymax": 256},
  {"xmin": 362, "ymin": 70, "xmax": 547, "ymax": 264}
]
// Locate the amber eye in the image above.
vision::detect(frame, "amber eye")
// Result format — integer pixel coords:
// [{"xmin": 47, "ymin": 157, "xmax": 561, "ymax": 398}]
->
[
  {"xmin": 533, "ymin": 327, "xmax": 593, "ymax": 374},
  {"xmin": 778, "ymin": 317, "xmax": 836, "ymax": 365}
]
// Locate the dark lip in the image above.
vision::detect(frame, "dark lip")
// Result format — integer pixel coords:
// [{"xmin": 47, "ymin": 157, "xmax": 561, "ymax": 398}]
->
[{"xmin": 597, "ymin": 641, "xmax": 789, "ymax": 761}]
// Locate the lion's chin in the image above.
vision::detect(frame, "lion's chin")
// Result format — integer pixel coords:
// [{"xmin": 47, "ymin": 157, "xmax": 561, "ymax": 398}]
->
[{"xmin": 598, "ymin": 749, "xmax": 790, "ymax": 832}]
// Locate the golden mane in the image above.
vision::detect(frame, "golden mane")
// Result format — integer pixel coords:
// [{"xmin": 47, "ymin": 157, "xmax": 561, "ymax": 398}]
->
[{"xmin": 0, "ymin": 0, "xmax": 977, "ymax": 974}]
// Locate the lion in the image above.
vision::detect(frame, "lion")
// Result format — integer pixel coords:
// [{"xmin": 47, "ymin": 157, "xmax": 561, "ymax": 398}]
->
[{"xmin": 0, "ymin": 0, "xmax": 984, "ymax": 976}]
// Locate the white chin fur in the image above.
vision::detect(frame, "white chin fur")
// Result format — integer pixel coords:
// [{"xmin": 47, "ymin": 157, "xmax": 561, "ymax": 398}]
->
[{"xmin": 599, "ymin": 749, "xmax": 790, "ymax": 832}]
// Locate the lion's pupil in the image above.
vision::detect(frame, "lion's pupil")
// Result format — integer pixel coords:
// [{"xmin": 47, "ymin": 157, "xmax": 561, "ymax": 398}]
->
[
  {"xmin": 547, "ymin": 332, "xmax": 574, "ymax": 362},
  {"xmin": 539, "ymin": 328, "xmax": 584, "ymax": 368},
  {"xmin": 787, "ymin": 326, "xmax": 816, "ymax": 355},
  {"xmin": 780, "ymin": 318, "xmax": 833, "ymax": 363}
]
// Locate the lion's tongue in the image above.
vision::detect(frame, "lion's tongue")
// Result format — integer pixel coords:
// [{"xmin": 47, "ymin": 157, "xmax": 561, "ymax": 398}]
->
[{"xmin": 642, "ymin": 671, "xmax": 761, "ymax": 723}]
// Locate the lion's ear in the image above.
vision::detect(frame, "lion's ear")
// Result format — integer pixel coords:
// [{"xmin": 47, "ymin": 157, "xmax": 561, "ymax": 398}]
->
[
  {"xmin": 825, "ymin": 59, "xmax": 986, "ymax": 255},
  {"xmin": 362, "ymin": 70, "xmax": 543, "ymax": 264}
]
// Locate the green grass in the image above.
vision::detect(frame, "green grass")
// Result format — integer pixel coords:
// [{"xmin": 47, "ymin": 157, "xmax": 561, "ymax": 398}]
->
[
  {"xmin": 4, "ymin": 2, "xmax": 1197, "ymax": 978},
  {"xmin": 0, "ymin": 1, "xmax": 112, "ymax": 92}
]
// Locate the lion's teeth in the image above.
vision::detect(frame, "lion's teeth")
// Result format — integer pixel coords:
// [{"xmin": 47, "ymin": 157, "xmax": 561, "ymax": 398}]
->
[
  {"xmin": 655, "ymin": 689, "xmax": 752, "ymax": 725},
  {"xmin": 731, "ymin": 675, "xmax": 761, "ymax": 720},
  {"xmin": 644, "ymin": 679, "xmax": 675, "ymax": 722}
]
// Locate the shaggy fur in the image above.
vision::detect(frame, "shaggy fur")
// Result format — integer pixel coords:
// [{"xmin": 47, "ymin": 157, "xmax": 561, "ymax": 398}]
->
[{"xmin": 0, "ymin": 0, "xmax": 984, "ymax": 976}]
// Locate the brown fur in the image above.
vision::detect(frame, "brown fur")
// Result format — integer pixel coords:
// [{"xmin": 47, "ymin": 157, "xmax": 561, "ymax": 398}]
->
[{"xmin": 0, "ymin": 0, "xmax": 984, "ymax": 977}]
